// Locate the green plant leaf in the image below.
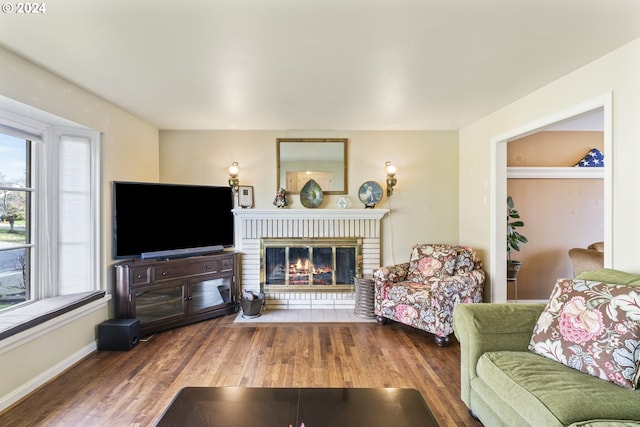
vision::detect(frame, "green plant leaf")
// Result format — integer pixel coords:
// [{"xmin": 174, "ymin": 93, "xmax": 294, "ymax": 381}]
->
[{"xmin": 507, "ymin": 196, "xmax": 527, "ymax": 255}]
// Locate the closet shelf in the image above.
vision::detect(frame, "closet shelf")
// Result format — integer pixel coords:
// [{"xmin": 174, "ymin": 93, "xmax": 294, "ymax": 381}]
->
[{"xmin": 507, "ymin": 167, "xmax": 604, "ymax": 179}]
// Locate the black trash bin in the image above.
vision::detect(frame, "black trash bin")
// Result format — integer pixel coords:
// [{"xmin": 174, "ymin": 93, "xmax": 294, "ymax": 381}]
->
[{"xmin": 240, "ymin": 292, "xmax": 264, "ymax": 318}]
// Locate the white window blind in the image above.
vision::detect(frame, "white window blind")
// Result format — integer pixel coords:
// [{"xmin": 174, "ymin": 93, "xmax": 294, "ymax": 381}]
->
[{"xmin": 58, "ymin": 134, "xmax": 97, "ymax": 294}]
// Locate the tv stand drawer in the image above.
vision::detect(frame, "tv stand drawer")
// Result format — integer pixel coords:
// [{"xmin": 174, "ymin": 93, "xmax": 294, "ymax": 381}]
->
[
  {"xmin": 130, "ymin": 267, "xmax": 151, "ymax": 285},
  {"xmin": 154, "ymin": 263, "xmax": 192, "ymax": 281},
  {"xmin": 189, "ymin": 259, "xmax": 220, "ymax": 275},
  {"xmin": 220, "ymin": 257, "xmax": 234, "ymax": 272}
]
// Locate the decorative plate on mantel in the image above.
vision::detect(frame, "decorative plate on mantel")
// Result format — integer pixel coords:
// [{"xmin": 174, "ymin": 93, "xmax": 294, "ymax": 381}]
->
[
  {"xmin": 358, "ymin": 181, "xmax": 383, "ymax": 208},
  {"xmin": 300, "ymin": 179, "xmax": 324, "ymax": 208}
]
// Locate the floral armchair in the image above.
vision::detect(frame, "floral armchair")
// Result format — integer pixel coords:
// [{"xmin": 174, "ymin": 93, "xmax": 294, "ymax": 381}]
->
[{"xmin": 373, "ymin": 244, "xmax": 485, "ymax": 346}]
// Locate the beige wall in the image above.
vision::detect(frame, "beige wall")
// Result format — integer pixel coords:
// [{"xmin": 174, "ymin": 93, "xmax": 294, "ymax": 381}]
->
[
  {"xmin": 159, "ymin": 130, "xmax": 460, "ymax": 266},
  {"xmin": 507, "ymin": 131, "xmax": 604, "ymax": 167},
  {"xmin": 0, "ymin": 46, "xmax": 160, "ymax": 407},
  {"xmin": 508, "ymin": 179, "xmax": 604, "ymax": 299},
  {"xmin": 460, "ymin": 37, "xmax": 640, "ymax": 301}
]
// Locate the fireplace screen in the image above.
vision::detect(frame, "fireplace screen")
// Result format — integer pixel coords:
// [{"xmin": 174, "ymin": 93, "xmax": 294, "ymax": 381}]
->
[{"xmin": 261, "ymin": 238, "xmax": 362, "ymax": 291}]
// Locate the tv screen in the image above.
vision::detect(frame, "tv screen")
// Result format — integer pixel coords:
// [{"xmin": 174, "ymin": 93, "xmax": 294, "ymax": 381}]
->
[{"xmin": 113, "ymin": 181, "xmax": 234, "ymax": 259}]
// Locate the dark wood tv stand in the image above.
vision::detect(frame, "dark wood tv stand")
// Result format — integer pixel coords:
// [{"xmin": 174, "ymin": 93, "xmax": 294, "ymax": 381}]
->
[{"xmin": 114, "ymin": 252, "xmax": 239, "ymax": 336}]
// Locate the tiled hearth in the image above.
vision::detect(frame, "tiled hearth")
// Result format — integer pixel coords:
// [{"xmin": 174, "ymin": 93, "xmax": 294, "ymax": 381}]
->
[{"xmin": 233, "ymin": 209, "xmax": 388, "ymax": 310}]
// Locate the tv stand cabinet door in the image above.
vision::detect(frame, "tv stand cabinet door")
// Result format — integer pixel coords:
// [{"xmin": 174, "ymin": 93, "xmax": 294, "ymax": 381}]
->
[
  {"xmin": 132, "ymin": 281, "xmax": 188, "ymax": 328},
  {"xmin": 190, "ymin": 275, "xmax": 234, "ymax": 314}
]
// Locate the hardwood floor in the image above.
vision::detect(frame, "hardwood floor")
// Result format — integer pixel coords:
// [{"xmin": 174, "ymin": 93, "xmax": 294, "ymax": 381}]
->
[{"xmin": 0, "ymin": 314, "xmax": 483, "ymax": 427}]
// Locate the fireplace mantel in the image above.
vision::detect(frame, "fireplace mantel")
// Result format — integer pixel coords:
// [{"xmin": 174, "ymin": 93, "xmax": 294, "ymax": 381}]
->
[
  {"xmin": 232, "ymin": 208, "xmax": 389, "ymax": 310},
  {"xmin": 232, "ymin": 208, "xmax": 389, "ymax": 220}
]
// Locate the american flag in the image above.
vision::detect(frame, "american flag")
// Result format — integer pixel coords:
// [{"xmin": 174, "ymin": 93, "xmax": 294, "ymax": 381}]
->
[{"xmin": 575, "ymin": 148, "xmax": 604, "ymax": 167}]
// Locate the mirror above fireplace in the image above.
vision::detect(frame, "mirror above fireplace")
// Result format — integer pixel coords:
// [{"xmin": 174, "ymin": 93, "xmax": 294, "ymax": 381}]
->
[{"xmin": 276, "ymin": 138, "xmax": 348, "ymax": 195}]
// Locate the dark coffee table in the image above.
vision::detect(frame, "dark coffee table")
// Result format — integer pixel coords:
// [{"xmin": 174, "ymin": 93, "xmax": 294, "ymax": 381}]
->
[{"xmin": 155, "ymin": 387, "xmax": 439, "ymax": 427}]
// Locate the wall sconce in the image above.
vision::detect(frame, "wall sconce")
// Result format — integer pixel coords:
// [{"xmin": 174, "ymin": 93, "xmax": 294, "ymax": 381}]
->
[
  {"xmin": 228, "ymin": 161, "xmax": 240, "ymax": 193},
  {"xmin": 385, "ymin": 161, "xmax": 397, "ymax": 196}
]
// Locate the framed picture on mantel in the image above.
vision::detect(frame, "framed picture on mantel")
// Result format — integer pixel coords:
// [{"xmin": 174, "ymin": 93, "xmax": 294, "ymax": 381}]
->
[{"xmin": 238, "ymin": 185, "xmax": 254, "ymax": 208}]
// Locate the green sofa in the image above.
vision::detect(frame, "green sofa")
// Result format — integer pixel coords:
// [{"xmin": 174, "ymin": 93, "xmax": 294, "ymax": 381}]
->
[
  {"xmin": 453, "ymin": 269, "xmax": 640, "ymax": 426},
  {"xmin": 453, "ymin": 303, "xmax": 640, "ymax": 427}
]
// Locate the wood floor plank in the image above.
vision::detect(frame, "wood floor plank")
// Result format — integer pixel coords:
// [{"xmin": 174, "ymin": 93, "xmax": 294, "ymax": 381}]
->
[{"xmin": 0, "ymin": 315, "xmax": 482, "ymax": 427}]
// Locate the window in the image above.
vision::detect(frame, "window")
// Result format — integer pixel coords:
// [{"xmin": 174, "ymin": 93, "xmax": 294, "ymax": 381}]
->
[
  {"xmin": 0, "ymin": 134, "xmax": 30, "ymax": 309},
  {"xmin": 0, "ymin": 111, "xmax": 100, "ymax": 313}
]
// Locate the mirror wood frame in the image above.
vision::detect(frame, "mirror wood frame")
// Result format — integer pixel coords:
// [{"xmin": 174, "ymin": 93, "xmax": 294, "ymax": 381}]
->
[{"xmin": 276, "ymin": 138, "xmax": 348, "ymax": 195}]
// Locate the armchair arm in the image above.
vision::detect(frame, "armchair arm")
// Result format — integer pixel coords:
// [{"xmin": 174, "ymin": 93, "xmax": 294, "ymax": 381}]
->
[
  {"xmin": 452, "ymin": 303, "xmax": 545, "ymax": 406},
  {"xmin": 373, "ymin": 262, "xmax": 410, "ymax": 285}
]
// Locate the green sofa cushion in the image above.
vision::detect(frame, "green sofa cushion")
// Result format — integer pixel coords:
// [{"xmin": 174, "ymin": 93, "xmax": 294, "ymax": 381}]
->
[
  {"xmin": 477, "ymin": 351, "xmax": 640, "ymax": 425},
  {"xmin": 575, "ymin": 269, "xmax": 640, "ymax": 287}
]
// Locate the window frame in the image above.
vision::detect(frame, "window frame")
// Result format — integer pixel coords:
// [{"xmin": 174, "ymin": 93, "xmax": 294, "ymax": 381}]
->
[{"xmin": 0, "ymin": 108, "xmax": 100, "ymax": 314}]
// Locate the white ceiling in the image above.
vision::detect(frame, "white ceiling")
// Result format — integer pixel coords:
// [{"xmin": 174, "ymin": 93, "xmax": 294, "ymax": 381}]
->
[{"xmin": 1, "ymin": 0, "xmax": 639, "ymax": 131}]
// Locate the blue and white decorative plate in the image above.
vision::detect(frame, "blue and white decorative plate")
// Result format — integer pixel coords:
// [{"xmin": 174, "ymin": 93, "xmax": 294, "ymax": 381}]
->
[{"xmin": 358, "ymin": 181, "xmax": 383, "ymax": 208}]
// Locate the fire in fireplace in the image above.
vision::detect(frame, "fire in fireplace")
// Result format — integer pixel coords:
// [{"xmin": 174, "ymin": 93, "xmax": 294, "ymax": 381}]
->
[{"xmin": 261, "ymin": 238, "xmax": 362, "ymax": 291}]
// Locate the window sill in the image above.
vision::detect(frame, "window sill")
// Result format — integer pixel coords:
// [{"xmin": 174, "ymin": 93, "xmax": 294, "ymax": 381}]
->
[{"xmin": 0, "ymin": 291, "xmax": 107, "ymax": 342}]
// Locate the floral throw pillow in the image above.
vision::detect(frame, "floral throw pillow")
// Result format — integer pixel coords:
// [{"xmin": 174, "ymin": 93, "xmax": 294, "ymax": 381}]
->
[
  {"xmin": 529, "ymin": 278, "xmax": 640, "ymax": 389},
  {"xmin": 406, "ymin": 244, "xmax": 457, "ymax": 284},
  {"xmin": 454, "ymin": 246, "xmax": 480, "ymax": 274}
]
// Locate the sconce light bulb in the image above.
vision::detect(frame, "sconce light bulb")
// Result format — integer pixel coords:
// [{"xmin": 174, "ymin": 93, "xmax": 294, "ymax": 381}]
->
[
  {"xmin": 228, "ymin": 161, "xmax": 239, "ymax": 177},
  {"xmin": 385, "ymin": 161, "xmax": 397, "ymax": 197},
  {"xmin": 228, "ymin": 161, "xmax": 240, "ymax": 193},
  {"xmin": 385, "ymin": 161, "xmax": 397, "ymax": 176}
]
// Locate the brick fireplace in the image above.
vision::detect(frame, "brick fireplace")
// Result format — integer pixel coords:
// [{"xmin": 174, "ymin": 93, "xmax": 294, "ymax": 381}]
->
[{"xmin": 232, "ymin": 209, "xmax": 388, "ymax": 309}]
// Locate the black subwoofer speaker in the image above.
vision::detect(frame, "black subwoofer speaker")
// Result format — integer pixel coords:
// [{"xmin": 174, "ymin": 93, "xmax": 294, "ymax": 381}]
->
[{"xmin": 97, "ymin": 319, "xmax": 140, "ymax": 351}]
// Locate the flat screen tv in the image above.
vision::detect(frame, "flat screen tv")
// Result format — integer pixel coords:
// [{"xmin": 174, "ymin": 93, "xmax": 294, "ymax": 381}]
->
[{"xmin": 113, "ymin": 181, "xmax": 234, "ymax": 259}]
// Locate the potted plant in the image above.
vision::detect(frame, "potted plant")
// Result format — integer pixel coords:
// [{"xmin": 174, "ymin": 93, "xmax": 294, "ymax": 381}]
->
[{"xmin": 507, "ymin": 195, "xmax": 528, "ymax": 279}]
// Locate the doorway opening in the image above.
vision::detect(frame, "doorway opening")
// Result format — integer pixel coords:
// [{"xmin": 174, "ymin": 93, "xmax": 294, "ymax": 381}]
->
[{"xmin": 490, "ymin": 93, "xmax": 612, "ymax": 302}]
